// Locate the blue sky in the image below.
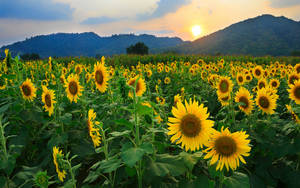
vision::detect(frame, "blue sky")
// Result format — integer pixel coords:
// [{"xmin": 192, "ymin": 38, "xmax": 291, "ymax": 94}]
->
[{"xmin": 0, "ymin": 0, "xmax": 300, "ymax": 46}]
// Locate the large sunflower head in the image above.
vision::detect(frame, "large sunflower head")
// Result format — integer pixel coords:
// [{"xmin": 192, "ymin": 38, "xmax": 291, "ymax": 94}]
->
[
  {"xmin": 64, "ymin": 74, "xmax": 83, "ymax": 103},
  {"xmin": 42, "ymin": 86, "xmax": 56, "ymax": 117},
  {"xmin": 87, "ymin": 109, "xmax": 101, "ymax": 147},
  {"xmin": 164, "ymin": 77, "xmax": 171, "ymax": 84},
  {"xmin": 127, "ymin": 76, "xmax": 146, "ymax": 98},
  {"xmin": 204, "ymin": 127, "xmax": 251, "ymax": 171},
  {"xmin": 245, "ymin": 74, "xmax": 252, "ymax": 82},
  {"xmin": 257, "ymin": 78, "xmax": 267, "ymax": 90},
  {"xmin": 217, "ymin": 76, "xmax": 233, "ymax": 97},
  {"xmin": 269, "ymin": 78, "xmax": 280, "ymax": 89},
  {"xmin": 235, "ymin": 87, "xmax": 253, "ymax": 115},
  {"xmin": 167, "ymin": 99, "xmax": 215, "ymax": 151},
  {"xmin": 288, "ymin": 80, "xmax": 300, "ymax": 104},
  {"xmin": 294, "ymin": 63, "xmax": 300, "ymax": 74},
  {"xmin": 52, "ymin": 146, "xmax": 67, "ymax": 182},
  {"xmin": 94, "ymin": 61, "xmax": 109, "ymax": 93},
  {"xmin": 236, "ymin": 73, "xmax": 245, "ymax": 85},
  {"xmin": 20, "ymin": 78, "xmax": 37, "ymax": 101},
  {"xmin": 288, "ymin": 72, "xmax": 299, "ymax": 85},
  {"xmin": 253, "ymin": 65, "xmax": 263, "ymax": 79},
  {"xmin": 255, "ymin": 88, "xmax": 277, "ymax": 114}
]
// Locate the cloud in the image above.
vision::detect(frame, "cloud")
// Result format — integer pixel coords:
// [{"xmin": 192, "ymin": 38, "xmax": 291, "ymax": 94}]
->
[
  {"xmin": 269, "ymin": 0, "xmax": 300, "ymax": 8},
  {"xmin": 138, "ymin": 0, "xmax": 191, "ymax": 20},
  {"xmin": 81, "ymin": 17, "xmax": 119, "ymax": 25},
  {"xmin": 0, "ymin": 0, "xmax": 73, "ymax": 20}
]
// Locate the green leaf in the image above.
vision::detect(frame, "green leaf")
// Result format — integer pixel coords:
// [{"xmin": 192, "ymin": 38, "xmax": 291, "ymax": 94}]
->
[
  {"xmin": 0, "ymin": 176, "xmax": 6, "ymax": 188},
  {"xmin": 110, "ymin": 130, "xmax": 131, "ymax": 137},
  {"xmin": 136, "ymin": 103, "xmax": 153, "ymax": 116},
  {"xmin": 99, "ymin": 157, "xmax": 122, "ymax": 173},
  {"xmin": 179, "ymin": 151, "xmax": 202, "ymax": 171},
  {"xmin": 148, "ymin": 154, "xmax": 187, "ymax": 177},
  {"xmin": 140, "ymin": 142, "xmax": 154, "ymax": 154},
  {"xmin": 224, "ymin": 172, "xmax": 250, "ymax": 188},
  {"xmin": 114, "ymin": 119, "xmax": 134, "ymax": 130},
  {"xmin": 121, "ymin": 147, "xmax": 145, "ymax": 167}
]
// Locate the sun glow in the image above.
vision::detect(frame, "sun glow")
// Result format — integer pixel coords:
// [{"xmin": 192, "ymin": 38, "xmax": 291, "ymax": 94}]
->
[{"xmin": 191, "ymin": 25, "xmax": 202, "ymax": 38}]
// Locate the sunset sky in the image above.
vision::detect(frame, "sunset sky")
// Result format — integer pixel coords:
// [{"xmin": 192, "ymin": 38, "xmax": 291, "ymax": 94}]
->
[{"xmin": 0, "ymin": 0, "xmax": 300, "ymax": 46}]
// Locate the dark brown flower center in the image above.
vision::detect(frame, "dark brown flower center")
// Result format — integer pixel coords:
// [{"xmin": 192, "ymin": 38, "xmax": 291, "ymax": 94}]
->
[
  {"xmin": 95, "ymin": 70, "xmax": 104, "ymax": 85},
  {"xmin": 271, "ymin": 81, "xmax": 278, "ymax": 88},
  {"xmin": 258, "ymin": 82, "xmax": 265, "ymax": 89},
  {"xmin": 76, "ymin": 67, "xmax": 81, "ymax": 74},
  {"xmin": 239, "ymin": 96, "xmax": 249, "ymax": 109},
  {"xmin": 180, "ymin": 114, "xmax": 201, "ymax": 137},
  {"xmin": 221, "ymin": 95, "xmax": 229, "ymax": 101},
  {"xmin": 45, "ymin": 94, "xmax": 52, "ymax": 107},
  {"xmin": 297, "ymin": 66, "xmax": 300, "ymax": 74},
  {"xmin": 238, "ymin": 76, "xmax": 243, "ymax": 83},
  {"xmin": 294, "ymin": 86, "xmax": 300, "ymax": 99},
  {"xmin": 259, "ymin": 96, "xmax": 270, "ymax": 109},
  {"xmin": 246, "ymin": 75, "xmax": 251, "ymax": 81},
  {"xmin": 255, "ymin": 69, "xmax": 261, "ymax": 76},
  {"xmin": 68, "ymin": 81, "xmax": 78, "ymax": 95},
  {"xmin": 219, "ymin": 80, "xmax": 229, "ymax": 93},
  {"xmin": 215, "ymin": 136, "xmax": 237, "ymax": 156},
  {"xmin": 22, "ymin": 84, "xmax": 31, "ymax": 96},
  {"xmin": 289, "ymin": 75, "xmax": 299, "ymax": 85}
]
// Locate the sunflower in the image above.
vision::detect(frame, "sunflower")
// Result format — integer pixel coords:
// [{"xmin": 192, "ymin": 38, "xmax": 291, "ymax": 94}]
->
[
  {"xmin": 20, "ymin": 78, "xmax": 37, "ymax": 101},
  {"xmin": 288, "ymin": 72, "xmax": 299, "ymax": 85},
  {"xmin": 167, "ymin": 99, "xmax": 215, "ymax": 151},
  {"xmin": 253, "ymin": 65, "xmax": 263, "ymax": 79},
  {"xmin": 257, "ymin": 79, "xmax": 267, "ymax": 90},
  {"xmin": 174, "ymin": 94, "xmax": 182, "ymax": 107},
  {"xmin": 75, "ymin": 64, "xmax": 82, "ymax": 75},
  {"xmin": 93, "ymin": 61, "xmax": 109, "ymax": 93},
  {"xmin": 255, "ymin": 88, "xmax": 277, "ymax": 114},
  {"xmin": 217, "ymin": 76, "xmax": 233, "ymax": 97},
  {"xmin": 236, "ymin": 73, "xmax": 245, "ymax": 85},
  {"xmin": 288, "ymin": 80, "xmax": 300, "ymax": 104},
  {"xmin": 218, "ymin": 93, "xmax": 230, "ymax": 106},
  {"xmin": 245, "ymin": 74, "xmax": 252, "ymax": 82},
  {"xmin": 0, "ymin": 75, "xmax": 7, "ymax": 90},
  {"xmin": 294, "ymin": 63, "xmax": 300, "ymax": 74},
  {"xmin": 164, "ymin": 77, "xmax": 171, "ymax": 84},
  {"xmin": 286, "ymin": 105, "xmax": 300, "ymax": 124},
  {"xmin": 235, "ymin": 87, "xmax": 253, "ymax": 115},
  {"xmin": 204, "ymin": 127, "xmax": 251, "ymax": 171},
  {"xmin": 156, "ymin": 96, "xmax": 166, "ymax": 105},
  {"xmin": 64, "ymin": 74, "xmax": 83, "ymax": 103},
  {"xmin": 269, "ymin": 78, "xmax": 280, "ymax": 89},
  {"xmin": 53, "ymin": 146, "xmax": 67, "ymax": 182},
  {"xmin": 42, "ymin": 86, "xmax": 56, "ymax": 117},
  {"xmin": 146, "ymin": 69, "xmax": 152, "ymax": 78},
  {"xmin": 87, "ymin": 109, "xmax": 101, "ymax": 147},
  {"xmin": 127, "ymin": 76, "xmax": 146, "ymax": 97}
]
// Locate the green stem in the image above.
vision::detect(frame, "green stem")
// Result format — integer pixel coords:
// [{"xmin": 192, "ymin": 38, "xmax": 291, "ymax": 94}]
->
[
  {"xmin": 0, "ymin": 118, "xmax": 8, "ymax": 161},
  {"xmin": 67, "ymin": 161, "xmax": 76, "ymax": 188}
]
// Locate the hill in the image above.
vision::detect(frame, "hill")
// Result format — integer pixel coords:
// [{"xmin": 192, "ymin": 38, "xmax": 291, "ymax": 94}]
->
[
  {"xmin": 0, "ymin": 32, "xmax": 184, "ymax": 57},
  {"xmin": 174, "ymin": 14, "xmax": 300, "ymax": 56}
]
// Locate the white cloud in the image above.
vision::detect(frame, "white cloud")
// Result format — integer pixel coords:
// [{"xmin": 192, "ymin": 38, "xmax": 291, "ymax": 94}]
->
[{"xmin": 53, "ymin": 0, "xmax": 160, "ymax": 21}]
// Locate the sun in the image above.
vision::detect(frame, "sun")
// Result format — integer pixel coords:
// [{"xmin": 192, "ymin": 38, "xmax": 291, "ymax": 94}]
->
[{"xmin": 191, "ymin": 25, "xmax": 202, "ymax": 37}]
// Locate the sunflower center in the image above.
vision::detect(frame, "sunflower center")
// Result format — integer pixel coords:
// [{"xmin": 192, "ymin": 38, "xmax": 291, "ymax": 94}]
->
[
  {"xmin": 289, "ymin": 75, "xmax": 299, "ymax": 85},
  {"xmin": 95, "ymin": 70, "xmax": 104, "ymax": 85},
  {"xmin": 239, "ymin": 96, "xmax": 249, "ymax": 109},
  {"xmin": 45, "ymin": 94, "xmax": 52, "ymax": 107},
  {"xmin": 255, "ymin": 69, "xmax": 261, "ymax": 76},
  {"xmin": 221, "ymin": 95, "xmax": 229, "ymax": 102},
  {"xmin": 246, "ymin": 75, "xmax": 251, "ymax": 81},
  {"xmin": 294, "ymin": 86, "xmax": 300, "ymax": 99},
  {"xmin": 180, "ymin": 114, "xmax": 201, "ymax": 137},
  {"xmin": 258, "ymin": 82, "xmax": 265, "ymax": 89},
  {"xmin": 271, "ymin": 81, "xmax": 277, "ymax": 88},
  {"xmin": 258, "ymin": 96, "xmax": 270, "ymax": 109},
  {"xmin": 238, "ymin": 76, "xmax": 243, "ymax": 83},
  {"xmin": 219, "ymin": 80, "xmax": 229, "ymax": 93},
  {"xmin": 22, "ymin": 84, "xmax": 32, "ymax": 96},
  {"xmin": 215, "ymin": 136, "xmax": 237, "ymax": 156},
  {"xmin": 297, "ymin": 66, "xmax": 300, "ymax": 74},
  {"xmin": 68, "ymin": 81, "xmax": 78, "ymax": 95},
  {"xmin": 136, "ymin": 81, "xmax": 141, "ymax": 93}
]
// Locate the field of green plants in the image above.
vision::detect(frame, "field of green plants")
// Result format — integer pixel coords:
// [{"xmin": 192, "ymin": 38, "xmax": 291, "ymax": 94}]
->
[{"xmin": 0, "ymin": 50, "xmax": 300, "ymax": 188}]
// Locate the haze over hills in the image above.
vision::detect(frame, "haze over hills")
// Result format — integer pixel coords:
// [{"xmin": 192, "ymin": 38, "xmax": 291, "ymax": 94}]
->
[
  {"xmin": 174, "ymin": 14, "xmax": 300, "ymax": 56},
  {"xmin": 1, "ymin": 14, "xmax": 300, "ymax": 57},
  {"xmin": 0, "ymin": 33, "xmax": 184, "ymax": 57}
]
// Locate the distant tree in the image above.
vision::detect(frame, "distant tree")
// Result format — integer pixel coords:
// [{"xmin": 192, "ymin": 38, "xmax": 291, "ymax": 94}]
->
[
  {"xmin": 291, "ymin": 50, "xmax": 300, "ymax": 56},
  {"xmin": 126, "ymin": 42, "xmax": 149, "ymax": 55},
  {"xmin": 20, "ymin": 53, "xmax": 40, "ymax": 61}
]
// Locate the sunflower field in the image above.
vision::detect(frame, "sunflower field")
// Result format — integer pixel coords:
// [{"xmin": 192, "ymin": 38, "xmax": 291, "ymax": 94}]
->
[{"xmin": 0, "ymin": 49, "xmax": 300, "ymax": 188}]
